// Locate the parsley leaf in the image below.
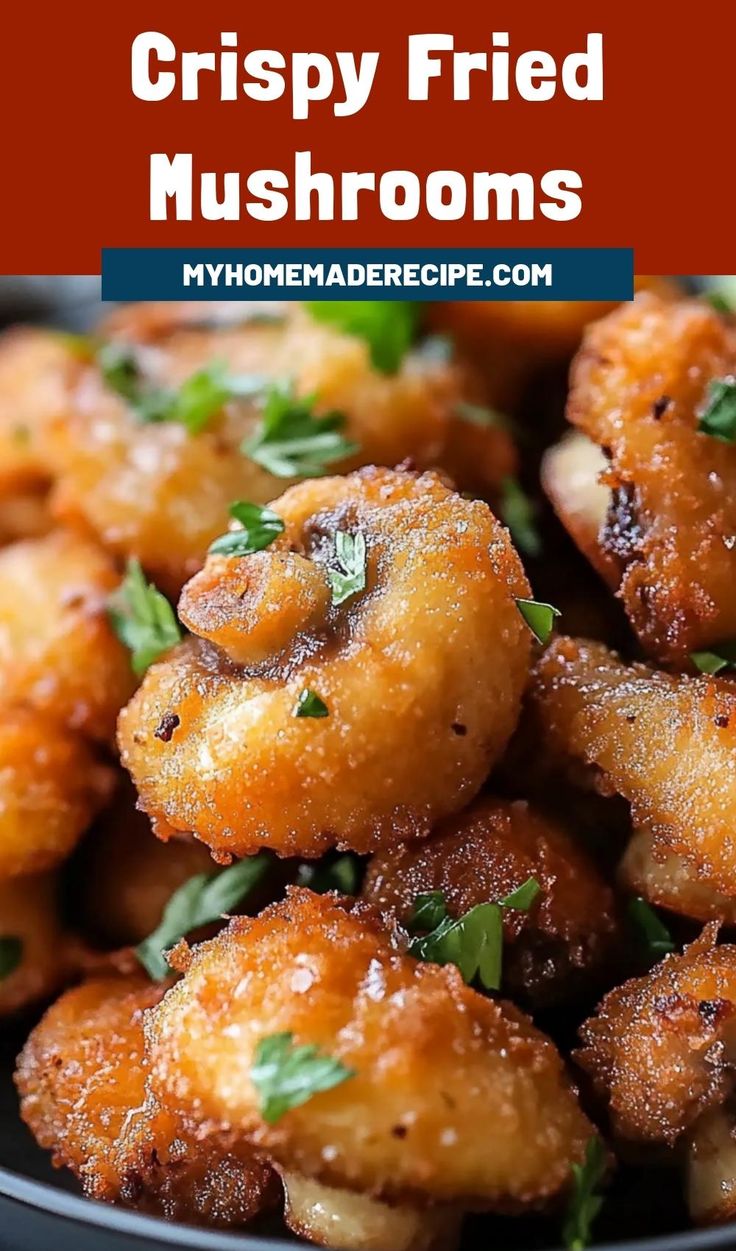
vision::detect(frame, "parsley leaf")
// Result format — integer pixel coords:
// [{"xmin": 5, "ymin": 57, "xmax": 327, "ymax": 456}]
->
[
  {"xmin": 500, "ymin": 477, "xmax": 542, "ymax": 557},
  {"xmin": 698, "ymin": 377, "xmax": 736, "ymax": 442},
  {"xmin": 407, "ymin": 878, "xmax": 540, "ymax": 991},
  {"xmin": 328, "ymin": 531, "xmax": 367, "ymax": 606},
  {"xmin": 136, "ymin": 855, "xmax": 270, "ymax": 981},
  {"xmin": 515, "ymin": 598, "xmax": 561, "ymax": 644},
  {"xmin": 628, "ymin": 897, "xmax": 675, "ymax": 959},
  {"xmin": 691, "ymin": 643, "xmax": 736, "ymax": 675},
  {"xmin": 704, "ymin": 277, "xmax": 736, "ymax": 314},
  {"xmin": 107, "ymin": 560, "xmax": 182, "ymax": 676},
  {"xmin": 297, "ymin": 853, "xmax": 362, "ymax": 896},
  {"xmin": 304, "ymin": 302, "xmax": 419, "ymax": 373},
  {"xmin": 294, "ymin": 689, "xmax": 329, "ymax": 718},
  {"xmin": 563, "ymin": 1138, "xmax": 607, "ymax": 1251},
  {"xmin": 242, "ymin": 381, "xmax": 358, "ymax": 478},
  {"xmin": 0, "ymin": 936, "xmax": 22, "ymax": 980},
  {"xmin": 209, "ymin": 501, "xmax": 285, "ymax": 558},
  {"xmin": 98, "ymin": 346, "xmax": 260, "ymax": 435},
  {"xmin": 251, "ymin": 1031, "xmax": 355, "ymax": 1124}
]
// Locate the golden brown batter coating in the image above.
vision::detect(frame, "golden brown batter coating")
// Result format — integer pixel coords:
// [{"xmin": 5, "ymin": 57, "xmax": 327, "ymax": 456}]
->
[
  {"xmin": 620, "ymin": 828, "xmax": 736, "ymax": 925},
  {"xmin": 0, "ymin": 485, "xmax": 52, "ymax": 546},
  {"xmin": 15, "ymin": 975, "xmax": 277, "ymax": 1225},
  {"xmin": 36, "ymin": 302, "xmax": 512, "ymax": 594},
  {"xmin": 577, "ymin": 930, "xmax": 736, "ymax": 1145},
  {"xmin": 566, "ymin": 293, "xmax": 736, "ymax": 664},
  {"xmin": 147, "ymin": 889, "xmax": 594, "ymax": 1208},
  {"xmin": 0, "ymin": 872, "xmax": 76, "ymax": 1016},
  {"xmin": 531, "ymin": 636, "xmax": 736, "ymax": 897},
  {"xmin": 0, "ymin": 529, "xmax": 135, "ymax": 741},
  {"xmin": 0, "ymin": 706, "xmax": 113, "ymax": 879},
  {"xmin": 119, "ymin": 467, "xmax": 531, "ymax": 860},
  {"xmin": 363, "ymin": 796, "xmax": 619, "ymax": 1006},
  {"xmin": 0, "ymin": 327, "xmax": 80, "ymax": 492},
  {"xmin": 687, "ymin": 1106, "xmax": 736, "ymax": 1226}
]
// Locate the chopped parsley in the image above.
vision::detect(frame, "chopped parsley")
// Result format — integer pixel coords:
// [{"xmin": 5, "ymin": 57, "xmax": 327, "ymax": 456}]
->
[
  {"xmin": 515, "ymin": 597, "xmax": 561, "ymax": 644},
  {"xmin": 242, "ymin": 381, "xmax": 357, "ymax": 478},
  {"xmin": 628, "ymin": 897, "xmax": 675, "ymax": 959},
  {"xmin": 251, "ymin": 1031, "xmax": 355, "ymax": 1124},
  {"xmin": 107, "ymin": 560, "xmax": 182, "ymax": 676},
  {"xmin": 500, "ymin": 477, "xmax": 542, "ymax": 557},
  {"xmin": 304, "ymin": 301, "xmax": 419, "ymax": 373},
  {"xmin": 407, "ymin": 878, "xmax": 541, "ymax": 991},
  {"xmin": 136, "ymin": 855, "xmax": 270, "ymax": 981},
  {"xmin": 704, "ymin": 277, "xmax": 736, "ymax": 315},
  {"xmin": 98, "ymin": 346, "xmax": 263, "ymax": 435},
  {"xmin": 697, "ymin": 377, "xmax": 736, "ymax": 442},
  {"xmin": 297, "ymin": 853, "xmax": 362, "ymax": 896},
  {"xmin": 294, "ymin": 689, "xmax": 329, "ymax": 718},
  {"xmin": 208, "ymin": 501, "xmax": 285, "ymax": 558},
  {"xmin": 691, "ymin": 642, "xmax": 736, "ymax": 675},
  {"xmin": 563, "ymin": 1138, "xmax": 607, "ymax": 1250},
  {"xmin": 456, "ymin": 400, "xmax": 508, "ymax": 429},
  {"xmin": 0, "ymin": 936, "xmax": 22, "ymax": 980},
  {"xmin": 327, "ymin": 531, "xmax": 367, "ymax": 607}
]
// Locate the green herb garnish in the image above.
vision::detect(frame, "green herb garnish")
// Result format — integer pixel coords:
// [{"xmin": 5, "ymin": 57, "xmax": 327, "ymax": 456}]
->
[
  {"xmin": 698, "ymin": 377, "xmax": 736, "ymax": 442},
  {"xmin": 563, "ymin": 1138, "xmax": 607, "ymax": 1250},
  {"xmin": 704, "ymin": 277, "xmax": 736, "ymax": 315},
  {"xmin": 407, "ymin": 878, "xmax": 540, "ymax": 991},
  {"xmin": 209, "ymin": 501, "xmax": 285, "ymax": 558},
  {"xmin": 691, "ymin": 643, "xmax": 736, "ymax": 675},
  {"xmin": 108, "ymin": 559, "xmax": 182, "ymax": 676},
  {"xmin": 294, "ymin": 689, "xmax": 329, "ymax": 718},
  {"xmin": 297, "ymin": 854, "xmax": 362, "ymax": 895},
  {"xmin": 515, "ymin": 598, "xmax": 561, "ymax": 644},
  {"xmin": 242, "ymin": 381, "xmax": 357, "ymax": 478},
  {"xmin": 328, "ymin": 531, "xmax": 367, "ymax": 607},
  {"xmin": 456, "ymin": 400, "xmax": 508, "ymax": 429},
  {"xmin": 0, "ymin": 936, "xmax": 22, "ymax": 980},
  {"xmin": 251, "ymin": 1031, "xmax": 355, "ymax": 1124},
  {"xmin": 136, "ymin": 855, "xmax": 270, "ymax": 981},
  {"xmin": 500, "ymin": 477, "xmax": 542, "ymax": 557},
  {"xmin": 304, "ymin": 302, "xmax": 419, "ymax": 373},
  {"xmin": 628, "ymin": 897, "xmax": 675, "ymax": 959}
]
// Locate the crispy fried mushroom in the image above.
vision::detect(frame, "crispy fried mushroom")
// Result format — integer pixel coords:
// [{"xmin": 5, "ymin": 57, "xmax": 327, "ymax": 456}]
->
[
  {"xmin": 0, "ymin": 873, "xmax": 76, "ymax": 1016},
  {"xmin": 15, "ymin": 975, "xmax": 277, "ymax": 1225},
  {"xmin": 119, "ymin": 467, "xmax": 531, "ymax": 859},
  {"xmin": 146, "ymin": 889, "xmax": 594, "ymax": 1208},
  {"xmin": 363, "ymin": 796, "xmax": 619, "ymax": 1006},
  {"xmin": 531, "ymin": 636, "xmax": 736, "ymax": 897},
  {"xmin": 281, "ymin": 1171, "xmax": 461, "ymax": 1251}
]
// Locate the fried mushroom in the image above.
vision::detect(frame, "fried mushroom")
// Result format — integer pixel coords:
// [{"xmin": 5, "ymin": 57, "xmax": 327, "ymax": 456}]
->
[
  {"xmin": 281, "ymin": 1171, "xmax": 461, "ymax": 1251},
  {"xmin": 0, "ymin": 706, "xmax": 114, "ymax": 879},
  {"xmin": 15, "ymin": 974, "xmax": 277, "ymax": 1225},
  {"xmin": 565, "ymin": 293, "xmax": 736, "ymax": 664},
  {"xmin": 119, "ymin": 467, "xmax": 531, "ymax": 859},
  {"xmin": 146, "ymin": 889, "xmax": 594, "ymax": 1208},
  {"xmin": 363, "ymin": 796, "xmax": 619, "ymax": 1006},
  {"xmin": 0, "ymin": 529, "xmax": 135, "ymax": 741},
  {"xmin": 531, "ymin": 636, "xmax": 736, "ymax": 897},
  {"xmin": 577, "ymin": 929, "xmax": 736, "ymax": 1145},
  {"xmin": 0, "ymin": 873, "xmax": 76, "ymax": 1016}
]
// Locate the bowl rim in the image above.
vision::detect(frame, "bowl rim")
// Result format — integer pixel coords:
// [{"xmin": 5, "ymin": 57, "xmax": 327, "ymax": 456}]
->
[{"xmin": 1, "ymin": 1164, "xmax": 736, "ymax": 1251}]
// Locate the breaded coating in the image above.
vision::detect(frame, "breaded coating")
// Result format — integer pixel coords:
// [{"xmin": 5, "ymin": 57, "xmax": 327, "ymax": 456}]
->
[
  {"xmin": 566, "ymin": 293, "xmax": 736, "ymax": 664},
  {"xmin": 39, "ymin": 302, "xmax": 512, "ymax": 594},
  {"xmin": 0, "ymin": 529, "xmax": 135, "ymax": 741},
  {"xmin": 687, "ymin": 1106, "xmax": 736, "ymax": 1226},
  {"xmin": 577, "ymin": 930, "xmax": 736, "ymax": 1144},
  {"xmin": 146, "ymin": 889, "xmax": 594, "ymax": 1207},
  {"xmin": 620, "ymin": 828, "xmax": 736, "ymax": 925},
  {"xmin": 119, "ymin": 467, "xmax": 531, "ymax": 859},
  {"xmin": 281, "ymin": 1172, "xmax": 461, "ymax": 1251},
  {"xmin": 541, "ymin": 432, "xmax": 617, "ymax": 585},
  {"xmin": 363, "ymin": 796, "xmax": 619, "ymax": 1006},
  {"xmin": 0, "ymin": 873, "xmax": 75, "ymax": 1016},
  {"xmin": 15, "ymin": 975, "xmax": 277, "ymax": 1225},
  {"xmin": 0, "ymin": 327, "xmax": 80, "ymax": 491},
  {"xmin": 0, "ymin": 706, "xmax": 113, "ymax": 879},
  {"xmin": 79, "ymin": 789, "xmax": 217, "ymax": 946},
  {"xmin": 531, "ymin": 636, "xmax": 736, "ymax": 897}
]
